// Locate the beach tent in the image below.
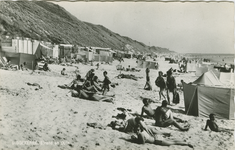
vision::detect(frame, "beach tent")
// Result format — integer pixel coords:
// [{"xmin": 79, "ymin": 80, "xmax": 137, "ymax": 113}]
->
[
  {"xmin": 219, "ymin": 72, "xmax": 235, "ymax": 85},
  {"xmin": 183, "ymin": 71, "xmax": 234, "ymax": 119},
  {"xmin": 34, "ymin": 43, "xmax": 53, "ymax": 59},
  {"xmin": 187, "ymin": 63, "xmax": 196, "ymax": 72},
  {"xmin": 193, "ymin": 71, "xmax": 223, "ymax": 86},
  {"xmin": 195, "ymin": 66, "xmax": 208, "ymax": 76}
]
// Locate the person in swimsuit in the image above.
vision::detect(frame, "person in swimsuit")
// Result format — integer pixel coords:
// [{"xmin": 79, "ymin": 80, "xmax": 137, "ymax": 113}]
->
[
  {"xmin": 141, "ymin": 98, "xmax": 155, "ymax": 118},
  {"xmin": 144, "ymin": 68, "xmax": 152, "ymax": 90},
  {"xmin": 155, "ymin": 100, "xmax": 190, "ymax": 131},
  {"xmin": 131, "ymin": 125, "xmax": 193, "ymax": 148},
  {"xmin": 204, "ymin": 114, "xmax": 234, "ymax": 133}
]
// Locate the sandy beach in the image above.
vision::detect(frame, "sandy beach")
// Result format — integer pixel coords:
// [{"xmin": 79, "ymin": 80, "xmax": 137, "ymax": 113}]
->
[{"xmin": 0, "ymin": 58, "xmax": 234, "ymax": 150}]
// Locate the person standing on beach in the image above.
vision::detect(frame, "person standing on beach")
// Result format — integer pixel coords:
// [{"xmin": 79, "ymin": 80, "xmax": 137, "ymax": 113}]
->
[
  {"xmin": 155, "ymin": 71, "xmax": 166, "ymax": 101},
  {"xmin": 144, "ymin": 68, "xmax": 152, "ymax": 90},
  {"xmin": 102, "ymin": 71, "xmax": 111, "ymax": 95},
  {"xmin": 166, "ymin": 69, "xmax": 176, "ymax": 105}
]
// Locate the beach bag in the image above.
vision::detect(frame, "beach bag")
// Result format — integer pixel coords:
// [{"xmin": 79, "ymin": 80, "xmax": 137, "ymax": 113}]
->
[{"xmin": 173, "ymin": 92, "xmax": 180, "ymax": 104}]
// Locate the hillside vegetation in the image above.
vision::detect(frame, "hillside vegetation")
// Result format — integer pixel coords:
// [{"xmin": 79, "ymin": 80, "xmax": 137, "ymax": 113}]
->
[{"xmin": 0, "ymin": 1, "xmax": 173, "ymax": 53}]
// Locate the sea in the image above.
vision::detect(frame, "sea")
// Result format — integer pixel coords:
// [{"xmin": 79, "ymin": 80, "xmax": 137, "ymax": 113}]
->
[{"xmin": 183, "ymin": 53, "xmax": 234, "ymax": 65}]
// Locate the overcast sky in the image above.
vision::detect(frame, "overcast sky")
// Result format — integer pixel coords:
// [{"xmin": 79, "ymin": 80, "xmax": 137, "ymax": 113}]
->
[{"xmin": 53, "ymin": 1, "xmax": 234, "ymax": 54}]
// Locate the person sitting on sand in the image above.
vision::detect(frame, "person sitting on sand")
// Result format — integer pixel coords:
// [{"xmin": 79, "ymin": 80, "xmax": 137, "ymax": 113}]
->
[
  {"xmin": 102, "ymin": 71, "xmax": 111, "ymax": 95},
  {"xmin": 154, "ymin": 100, "xmax": 189, "ymax": 131},
  {"xmin": 144, "ymin": 68, "xmax": 152, "ymax": 91},
  {"xmin": 85, "ymin": 69, "xmax": 95, "ymax": 81},
  {"xmin": 131, "ymin": 124, "xmax": 193, "ymax": 148},
  {"xmin": 58, "ymin": 74, "xmax": 84, "ymax": 89},
  {"xmin": 42, "ymin": 63, "xmax": 50, "ymax": 71},
  {"xmin": 141, "ymin": 98, "xmax": 155, "ymax": 118},
  {"xmin": 69, "ymin": 86, "xmax": 114, "ymax": 103},
  {"xmin": 96, "ymin": 63, "xmax": 99, "ymax": 70},
  {"xmin": 91, "ymin": 76, "xmax": 103, "ymax": 91},
  {"xmin": 61, "ymin": 68, "xmax": 67, "ymax": 75},
  {"xmin": 204, "ymin": 114, "xmax": 234, "ymax": 133},
  {"xmin": 155, "ymin": 71, "xmax": 166, "ymax": 101},
  {"xmin": 83, "ymin": 72, "xmax": 100, "ymax": 93}
]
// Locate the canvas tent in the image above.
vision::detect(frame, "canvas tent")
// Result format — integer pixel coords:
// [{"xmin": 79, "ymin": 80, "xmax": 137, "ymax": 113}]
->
[
  {"xmin": 34, "ymin": 43, "xmax": 53, "ymax": 59},
  {"xmin": 192, "ymin": 71, "xmax": 223, "ymax": 86},
  {"xmin": 183, "ymin": 71, "xmax": 234, "ymax": 119}
]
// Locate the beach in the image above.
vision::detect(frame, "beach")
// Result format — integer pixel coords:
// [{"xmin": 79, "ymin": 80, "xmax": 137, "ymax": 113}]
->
[{"xmin": 0, "ymin": 58, "xmax": 234, "ymax": 150}]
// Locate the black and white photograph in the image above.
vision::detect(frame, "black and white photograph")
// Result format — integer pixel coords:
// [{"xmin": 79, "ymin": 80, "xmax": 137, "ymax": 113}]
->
[{"xmin": 0, "ymin": 0, "xmax": 234, "ymax": 150}]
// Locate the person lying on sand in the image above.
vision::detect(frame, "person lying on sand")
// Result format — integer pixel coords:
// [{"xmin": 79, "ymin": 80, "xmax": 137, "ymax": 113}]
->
[
  {"xmin": 204, "ymin": 114, "xmax": 234, "ymax": 133},
  {"xmin": 116, "ymin": 74, "xmax": 139, "ymax": 81},
  {"xmin": 155, "ymin": 100, "xmax": 189, "ymax": 131},
  {"xmin": 131, "ymin": 125, "xmax": 193, "ymax": 148},
  {"xmin": 141, "ymin": 98, "xmax": 155, "ymax": 118},
  {"xmin": 69, "ymin": 88, "xmax": 114, "ymax": 103},
  {"xmin": 26, "ymin": 82, "xmax": 42, "ymax": 90}
]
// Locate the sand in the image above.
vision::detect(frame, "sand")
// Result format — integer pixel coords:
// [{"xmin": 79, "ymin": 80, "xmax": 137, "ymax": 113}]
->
[{"xmin": 0, "ymin": 58, "xmax": 234, "ymax": 150}]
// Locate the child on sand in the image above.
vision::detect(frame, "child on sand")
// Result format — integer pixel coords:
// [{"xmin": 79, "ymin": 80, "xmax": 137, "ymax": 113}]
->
[
  {"xmin": 61, "ymin": 68, "xmax": 67, "ymax": 75},
  {"xmin": 204, "ymin": 114, "xmax": 234, "ymax": 132},
  {"xmin": 141, "ymin": 98, "xmax": 155, "ymax": 118},
  {"xmin": 144, "ymin": 68, "xmax": 152, "ymax": 91},
  {"xmin": 155, "ymin": 71, "xmax": 166, "ymax": 101},
  {"xmin": 102, "ymin": 71, "xmax": 111, "ymax": 95}
]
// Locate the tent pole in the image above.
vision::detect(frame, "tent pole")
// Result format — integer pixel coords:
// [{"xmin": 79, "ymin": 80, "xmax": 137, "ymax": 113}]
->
[{"xmin": 186, "ymin": 87, "xmax": 197, "ymax": 115}]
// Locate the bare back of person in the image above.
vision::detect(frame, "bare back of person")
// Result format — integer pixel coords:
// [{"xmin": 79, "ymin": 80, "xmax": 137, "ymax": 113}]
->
[{"xmin": 142, "ymin": 105, "xmax": 155, "ymax": 117}]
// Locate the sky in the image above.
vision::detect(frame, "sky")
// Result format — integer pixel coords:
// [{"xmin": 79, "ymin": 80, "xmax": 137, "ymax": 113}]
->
[{"xmin": 53, "ymin": 1, "xmax": 234, "ymax": 54}]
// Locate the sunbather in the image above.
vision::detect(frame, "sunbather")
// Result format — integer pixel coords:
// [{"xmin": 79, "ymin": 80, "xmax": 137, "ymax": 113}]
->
[
  {"xmin": 154, "ymin": 100, "xmax": 189, "ymax": 131},
  {"xmin": 131, "ymin": 125, "xmax": 193, "ymax": 148},
  {"xmin": 70, "ymin": 88, "xmax": 114, "ymax": 103},
  {"xmin": 58, "ymin": 74, "xmax": 84, "ymax": 89},
  {"xmin": 204, "ymin": 113, "xmax": 234, "ymax": 133},
  {"xmin": 141, "ymin": 98, "xmax": 155, "ymax": 118}
]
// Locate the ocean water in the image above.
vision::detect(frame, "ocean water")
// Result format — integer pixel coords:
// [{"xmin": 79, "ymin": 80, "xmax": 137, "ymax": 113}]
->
[{"xmin": 184, "ymin": 53, "xmax": 234, "ymax": 64}]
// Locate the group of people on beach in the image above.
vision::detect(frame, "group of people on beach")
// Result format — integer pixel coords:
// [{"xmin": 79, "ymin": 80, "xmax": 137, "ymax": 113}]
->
[
  {"xmin": 110, "ymin": 100, "xmax": 193, "ymax": 148},
  {"xmin": 144, "ymin": 67, "xmax": 179, "ymax": 105},
  {"xmin": 58, "ymin": 68, "xmax": 115, "ymax": 103}
]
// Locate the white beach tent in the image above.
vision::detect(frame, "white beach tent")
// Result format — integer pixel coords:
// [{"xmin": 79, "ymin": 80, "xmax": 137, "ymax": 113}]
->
[{"xmin": 183, "ymin": 71, "xmax": 234, "ymax": 119}]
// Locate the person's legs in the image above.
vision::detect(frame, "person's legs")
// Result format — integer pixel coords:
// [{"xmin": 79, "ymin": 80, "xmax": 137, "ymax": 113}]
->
[
  {"xmin": 92, "ymin": 94, "xmax": 114, "ymax": 103},
  {"xmin": 157, "ymin": 139, "xmax": 192, "ymax": 147},
  {"xmin": 166, "ymin": 90, "xmax": 170, "ymax": 104},
  {"xmin": 160, "ymin": 88, "xmax": 166, "ymax": 100},
  {"xmin": 162, "ymin": 119, "xmax": 189, "ymax": 131}
]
